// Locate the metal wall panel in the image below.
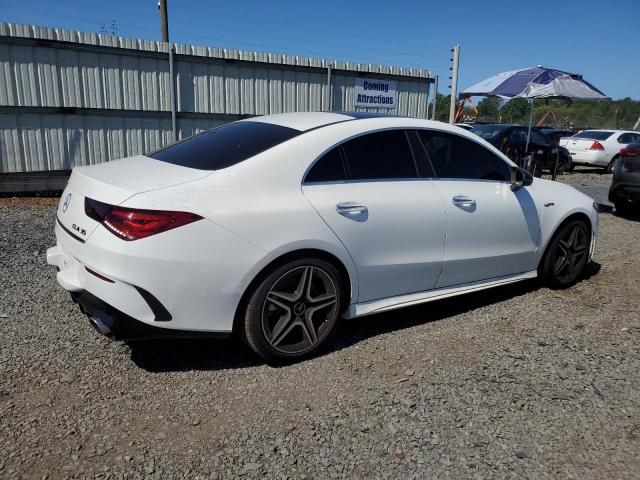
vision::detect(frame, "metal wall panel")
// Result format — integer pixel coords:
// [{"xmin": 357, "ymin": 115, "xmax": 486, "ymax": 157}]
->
[
  {"xmin": 0, "ymin": 22, "xmax": 433, "ymax": 174},
  {"xmin": 0, "ymin": 112, "xmax": 227, "ymax": 173}
]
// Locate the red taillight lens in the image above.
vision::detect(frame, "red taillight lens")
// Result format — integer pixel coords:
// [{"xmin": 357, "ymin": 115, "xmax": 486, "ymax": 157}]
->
[
  {"xmin": 620, "ymin": 147, "xmax": 640, "ymax": 157},
  {"xmin": 589, "ymin": 141, "xmax": 604, "ymax": 150},
  {"xmin": 85, "ymin": 198, "xmax": 202, "ymax": 241}
]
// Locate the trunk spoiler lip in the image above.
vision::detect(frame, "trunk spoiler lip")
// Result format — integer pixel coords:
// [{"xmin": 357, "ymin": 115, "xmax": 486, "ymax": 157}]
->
[{"xmin": 71, "ymin": 160, "xmax": 217, "ymax": 207}]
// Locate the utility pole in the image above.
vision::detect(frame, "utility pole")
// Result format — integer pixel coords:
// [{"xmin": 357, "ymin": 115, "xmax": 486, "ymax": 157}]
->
[
  {"xmin": 158, "ymin": 0, "xmax": 169, "ymax": 42},
  {"xmin": 431, "ymin": 75, "xmax": 439, "ymax": 120},
  {"xmin": 448, "ymin": 44, "xmax": 460, "ymax": 124}
]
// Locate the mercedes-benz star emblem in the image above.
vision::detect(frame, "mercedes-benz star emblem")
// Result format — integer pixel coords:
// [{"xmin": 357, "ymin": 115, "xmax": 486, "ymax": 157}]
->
[
  {"xmin": 62, "ymin": 193, "xmax": 72, "ymax": 213},
  {"xmin": 293, "ymin": 302, "xmax": 306, "ymax": 316}
]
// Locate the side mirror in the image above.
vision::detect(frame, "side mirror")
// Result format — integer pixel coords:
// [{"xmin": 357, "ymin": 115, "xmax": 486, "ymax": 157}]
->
[{"xmin": 511, "ymin": 166, "xmax": 533, "ymax": 191}]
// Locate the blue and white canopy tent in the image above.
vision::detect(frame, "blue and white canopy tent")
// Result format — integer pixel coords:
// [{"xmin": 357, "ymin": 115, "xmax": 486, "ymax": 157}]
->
[{"xmin": 461, "ymin": 66, "xmax": 609, "ymax": 153}]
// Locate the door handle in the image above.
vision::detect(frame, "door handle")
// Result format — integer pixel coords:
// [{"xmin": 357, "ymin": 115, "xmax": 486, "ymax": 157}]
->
[
  {"xmin": 452, "ymin": 195, "xmax": 476, "ymax": 208},
  {"xmin": 336, "ymin": 202, "xmax": 368, "ymax": 215}
]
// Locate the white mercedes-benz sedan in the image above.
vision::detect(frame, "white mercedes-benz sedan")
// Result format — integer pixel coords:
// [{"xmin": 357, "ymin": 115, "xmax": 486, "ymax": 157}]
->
[{"xmin": 47, "ymin": 112, "xmax": 598, "ymax": 361}]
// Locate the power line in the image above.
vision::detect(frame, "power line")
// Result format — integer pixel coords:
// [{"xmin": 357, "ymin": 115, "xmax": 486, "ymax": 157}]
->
[
  {"xmin": 2, "ymin": 5, "xmax": 449, "ymax": 68},
  {"xmin": 7, "ymin": 0, "xmax": 452, "ymax": 53},
  {"xmin": 185, "ymin": 5, "xmax": 451, "ymax": 52},
  {"xmin": 169, "ymin": 17, "xmax": 446, "ymax": 61}
]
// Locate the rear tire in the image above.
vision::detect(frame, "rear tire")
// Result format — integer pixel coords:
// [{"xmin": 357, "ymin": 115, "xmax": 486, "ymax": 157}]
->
[
  {"xmin": 605, "ymin": 156, "xmax": 618, "ymax": 174},
  {"xmin": 539, "ymin": 219, "xmax": 591, "ymax": 289},
  {"xmin": 242, "ymin": 258, "xmax": 343, "ymax": 363}
]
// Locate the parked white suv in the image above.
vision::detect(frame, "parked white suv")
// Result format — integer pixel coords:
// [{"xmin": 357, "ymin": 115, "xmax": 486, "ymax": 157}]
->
[{"xmin": 560, "ymin": 130, "xmax": 640, "ymax": 172}]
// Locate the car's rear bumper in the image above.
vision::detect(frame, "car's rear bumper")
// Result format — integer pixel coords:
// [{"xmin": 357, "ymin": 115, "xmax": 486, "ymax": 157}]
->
[
  {"xmin": 69, "ymin": 289, "xmax": 230, "ymax": 340},
  {"xmin": 568, "ymin": 150, "xmax": 610, "ymax": 167},
  {"xmin": 47, "ymin": 216, "xmax": 266, "ymax": 333}
]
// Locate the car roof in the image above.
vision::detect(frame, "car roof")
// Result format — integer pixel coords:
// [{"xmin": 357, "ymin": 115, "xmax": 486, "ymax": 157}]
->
[
  {"xmin": 242, "ymin": 111, "xmax": 402, "ymax": 132},
  {"xmin": 580, "ymin": 129, "xmax": 636, "ymax": 133}
]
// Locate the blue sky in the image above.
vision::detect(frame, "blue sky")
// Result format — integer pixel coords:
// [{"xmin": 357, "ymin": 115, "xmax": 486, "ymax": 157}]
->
[{"xmin": 2, "ymin": 0, "xmax": 638, "ymax": 100}]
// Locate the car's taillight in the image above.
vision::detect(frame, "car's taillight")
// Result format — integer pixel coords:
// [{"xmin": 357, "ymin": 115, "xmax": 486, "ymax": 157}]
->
[
  {"xmin": 620, "ymin": 147, "xmax": 640, "ymax": 157},
  {"xmin": 589, "ymin": 141, "xmax": 605, "ymax": 150},
  {"xmin": 85, "ymin": 198, "xmax": 202, "ymax": 241}
]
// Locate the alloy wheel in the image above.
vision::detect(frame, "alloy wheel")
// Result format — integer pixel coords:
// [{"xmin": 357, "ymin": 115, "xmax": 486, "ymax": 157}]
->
[
  {"xmin": 551, "ymin": 223, "xmax": 589, "ymax": 284},
  {"xmin": 261, "ymin": 265, "xmax": 338, "ymax": 355}
]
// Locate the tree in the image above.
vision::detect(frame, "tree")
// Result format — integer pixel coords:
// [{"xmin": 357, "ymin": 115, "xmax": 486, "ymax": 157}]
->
[
  {"xmin": 433, "ymin": 93, "xmax": 451, "ymax": 122},
  {"xmin": 476, "ymin": 97, "xmax": 501, "ymax": 120},
  {"xmin": 500, "ymin": 98, "xmax": 530, "ymax": 124},
  {"xmin": 497, "ymin": 98, "xmax": 640, "ymax": 129}
]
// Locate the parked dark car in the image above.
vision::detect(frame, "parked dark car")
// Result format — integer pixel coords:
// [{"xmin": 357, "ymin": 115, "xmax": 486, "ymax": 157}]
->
[
  {"xmin": 537, "ymin": 128, "xmax": 575, "ymax": 146},
  {"xmin": 470, "ymin": 124, "xmax": 572, "ymax": 174},
  {"xmin": 609, "ymin": 143, "xmax": 640, "ymax": 215}
]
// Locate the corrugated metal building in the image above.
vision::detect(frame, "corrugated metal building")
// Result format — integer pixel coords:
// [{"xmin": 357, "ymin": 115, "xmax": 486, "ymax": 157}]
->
[{"xmin": 0, "ymin": 22, "xmax": 434, "ymax": 178}]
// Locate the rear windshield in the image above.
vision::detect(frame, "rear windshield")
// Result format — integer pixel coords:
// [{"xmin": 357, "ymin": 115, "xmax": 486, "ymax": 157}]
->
[
  {"xmin": 572, "ymin": 130, "xmax": 614, "ymax": 141},
  {"xmin": 470, "ymin": 124, "xmax": 510, "ymax": 140},
  {"xmin": 149, "ymin": 121, "xmax": 300, "ymax": 170}
]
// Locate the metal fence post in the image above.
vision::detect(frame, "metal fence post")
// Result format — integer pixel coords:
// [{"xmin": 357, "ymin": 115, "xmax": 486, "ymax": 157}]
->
[
  {"xmin": 168, "ymin": 45, "xmax": 177, "ymax": 142},
  {"xmin": 326, "ymin": 63, "xmax": 333, "ymax": 112}
]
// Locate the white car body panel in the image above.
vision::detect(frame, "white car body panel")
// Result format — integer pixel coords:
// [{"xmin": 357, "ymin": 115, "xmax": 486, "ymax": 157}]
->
[
  {"xmin": 47, "ymin": 112, "xmax": 599, "ymax": 335},
  {"xmin": 302, "ymin": 179, "xmax": 446, "ymax": 302},
  {"xmin": 430, "ymin": 179, "xmax": 539, "ymax": 287},
  {"xmin": 560, "ymin": 130, "xmax": 640, "ymax": 167}
]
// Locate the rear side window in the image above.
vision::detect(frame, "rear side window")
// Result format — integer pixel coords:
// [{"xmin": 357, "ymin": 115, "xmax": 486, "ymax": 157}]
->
[
  {"xmin": 418, "ymin": 130, "xmax": 511, "ymax": 181},
  {"xmin": 341, "ymin": 130, "xmax": 418, "ymax": 180},
  {"xmin": 572, "ymin": 130, "xmax": 613, "ymax": 141},
  {"xmin": 149, "ymin": 121, "xmax": 300, "ymax": 170},
  {"xmin": 305, "ymin": 147, "xmax": 347, "ymax": 183},
  {"xmin": 618, "ymin": 133, "xmax": 640, "ymax": 144}
]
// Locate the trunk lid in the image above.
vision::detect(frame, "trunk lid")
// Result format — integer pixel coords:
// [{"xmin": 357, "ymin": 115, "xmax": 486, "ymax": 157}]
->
[
  {"xmin": 55, "ymin": 155, "xmax": 211, "ymax": 241},
  {"xmin": 560, "ymin": 137, "xmax": 597, "ymax": 152}
]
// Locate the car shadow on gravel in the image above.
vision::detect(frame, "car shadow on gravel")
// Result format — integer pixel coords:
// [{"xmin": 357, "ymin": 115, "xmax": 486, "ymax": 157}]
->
[
  {"xmin": 613, "ymin": 210, "xmax": 640, "ymax": 223},
  {"xmin": 127, "ymin": 262, "xmax": 600, "ymax": 371},
  {"xmin": 127, "ymin": 336, "xmax": 261, "ymax": 372},
  {"xmin": 566, "ymin": 167, "xmax": 608, "ymax": 175},
  {"xmin": 329, "ymin": 263, "xmax": 601, "ymax": 355}
]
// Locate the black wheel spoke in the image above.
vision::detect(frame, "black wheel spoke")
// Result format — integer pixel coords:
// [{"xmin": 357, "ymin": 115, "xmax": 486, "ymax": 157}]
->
[
  {"xmin": 567, "ymin": 256, "xmax": 576, "ymax": 279},
  {"xmin": 554, "ymin": 256, "xmax": 568, "ymax": 276},
  {"xmin": 271, "ymin": 321, "xmax": 297, "ymax": 348}
]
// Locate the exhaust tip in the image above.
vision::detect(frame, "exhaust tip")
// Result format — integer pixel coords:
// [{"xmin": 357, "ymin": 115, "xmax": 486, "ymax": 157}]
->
[{"xmin": 88, "ymin": 314, "xmax": 114, "ymax": 338}]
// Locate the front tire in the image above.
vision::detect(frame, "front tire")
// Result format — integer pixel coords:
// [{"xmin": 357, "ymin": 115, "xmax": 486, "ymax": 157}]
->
[
  {"xmin": 539, "ymin": 219, "xmax": 591, "ymax": 289},
  {"xmin": 242, "ymin": 258, "xmax": 343, "ymax": 362}
]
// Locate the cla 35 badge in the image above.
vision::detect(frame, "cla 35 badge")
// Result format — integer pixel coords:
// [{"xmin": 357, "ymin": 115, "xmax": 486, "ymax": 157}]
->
[{"xmin": 62, "ymin": 193, "xmax": 72, "ymax": 212}]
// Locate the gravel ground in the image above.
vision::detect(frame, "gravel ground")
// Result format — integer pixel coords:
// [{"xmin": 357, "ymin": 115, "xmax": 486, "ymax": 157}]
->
[{"xmin": 1, "ymin": 171, "xmax": 639, "ymax": 479}]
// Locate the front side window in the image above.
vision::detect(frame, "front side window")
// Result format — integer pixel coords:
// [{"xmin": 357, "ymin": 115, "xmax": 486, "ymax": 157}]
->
[
  {"xmin": 418, "ymin": 130, "xmax": 511, "ymax": 182},
  {"xmin": 149, "ymin": 121, "xmax": 300, "ymax": 170},
  {"xmin": 341, "ymin": 130, "xmax": 418, "ymax": 180}
]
